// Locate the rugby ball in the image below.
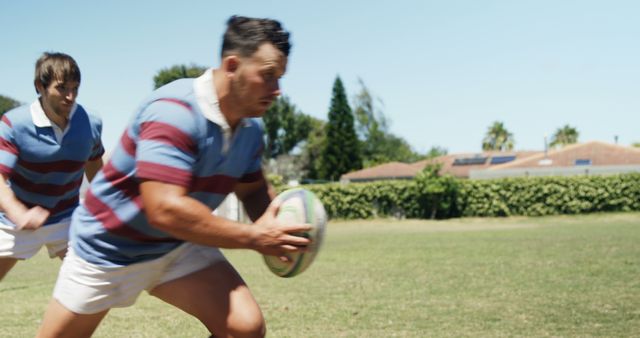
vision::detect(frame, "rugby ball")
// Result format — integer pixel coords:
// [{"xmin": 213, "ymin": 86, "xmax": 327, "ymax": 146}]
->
[{"xmin": 263, "ymin": 188, "xmax": 327, "ymax": 278}]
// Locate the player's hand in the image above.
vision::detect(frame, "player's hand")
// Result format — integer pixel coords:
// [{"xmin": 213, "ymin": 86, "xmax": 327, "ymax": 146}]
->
[
  {"xmin": 251, "ymin": 198, "xmax": 312, "ymax": 257},
  {"xmin": 15, "ymin": 206, "xmax": 50, "ymax": 230}
]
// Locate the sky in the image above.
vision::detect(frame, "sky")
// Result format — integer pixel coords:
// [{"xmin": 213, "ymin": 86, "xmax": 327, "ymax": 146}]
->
[{"xmin": 1, "ymin": 0, "xmax": 639, "ymax": 155}]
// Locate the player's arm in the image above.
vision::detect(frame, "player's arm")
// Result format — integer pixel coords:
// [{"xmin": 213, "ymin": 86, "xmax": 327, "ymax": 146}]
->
[
  {"xmin": 84, "ymin": 157, "xmax": 103, "ymax": 182},
  {"xmin": 233, "ymin": 174, "xmax": 275, "ymax": 222},
  {"xmin": 140, "ymin": 179, "xmax": 310, "ymax": 256},
  {"xmin": 0, "ymin": 174, "xmax": 49, "ymax": 230}
]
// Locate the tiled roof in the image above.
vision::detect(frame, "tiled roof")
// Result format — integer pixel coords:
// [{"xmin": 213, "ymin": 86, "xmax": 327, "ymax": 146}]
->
[
  {"xmin": 341, "ymin": 151, "xmax": 541, "ymax": 180},
  {"xmin": 341, "ymin": 162, "xmax": 419, "ymax": 181},
  {"xmin": 339, "ymin": 141, "xmax": 640, "ymax": 181},
  {"xmin": 488, "ymin": 141, "xmax": 640, "ymax": 169}
]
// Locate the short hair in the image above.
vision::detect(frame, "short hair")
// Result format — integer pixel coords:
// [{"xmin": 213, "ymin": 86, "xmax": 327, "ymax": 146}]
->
[
  {"xmin": 221, "ymin": 15, "xmax": 291, "ymax": 58},
  {"xmin": 34, "ymin": 52, "xmax": 81, "ymax": 94}
]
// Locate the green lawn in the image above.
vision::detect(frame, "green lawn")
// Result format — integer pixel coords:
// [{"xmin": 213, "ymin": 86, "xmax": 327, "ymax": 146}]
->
[{"xmin": 1, "ymin": 213, "xmax": 639, "ymax": 337}]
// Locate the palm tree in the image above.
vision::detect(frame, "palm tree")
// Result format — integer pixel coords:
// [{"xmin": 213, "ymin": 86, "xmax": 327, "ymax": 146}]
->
[
  {"xmin": 550, "ymin": 124, "xmax": 579, "ymax": 148},
  {"xmin": 482, "ymin": 121, "xmax": 515, "ymax": 151}
]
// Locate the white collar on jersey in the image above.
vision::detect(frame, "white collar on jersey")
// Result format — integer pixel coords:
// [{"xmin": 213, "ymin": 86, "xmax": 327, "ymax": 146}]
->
[
  {"xmin": 193, "ymin": 68, "xmax": 251, "ymax": 153},
  {"xmin": 30, "ymin": 99, "xmax": 77, "ymax": 128},
  {"xmin": 193, "ymin": 68, "xmax": 250, "ymax": 129}
]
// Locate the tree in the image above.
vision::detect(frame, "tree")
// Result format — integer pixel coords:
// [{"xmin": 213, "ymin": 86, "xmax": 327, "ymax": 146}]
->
[
  {"xmin": 550, "ymin": 124, "xmax": 579, "ymax": 148},
  {"xmin": 424, "ymin": 146, "xmax": 448, "ymax": 159},
  {"xmin": 415, "ymin": 163, "xmax": 459, "ymax": 219},
  {"xmin": 262, "ymin": 96, "xmax": 314, "ymax": 159},
  {"xmin": 299, "ymin": 118, "xmax": 326, "ymax": 181},
  {"xmin": 352, "ymin": 78, "xmax": 388, "ymax": 141},
  {"xmin": 482, "ymin": 121, "xmax": 515, "ymax": 151},
  {"xmin": 0, "ymin": 94, "xmax": 20, "ymax": 116},
  {"xmin": 352, "ymin": 79, "xmax": 420, "ymax": 167},
  {"xmin": 319, "ymin": 76, "xmax": 362, "ymax": 181},
  {"xmin": 633, "ymin": 142, "xmax": 640, "ymax": 148},
  {"xmin": 153, "ymin": 64, "xmax": 208, "ymax": 89}
]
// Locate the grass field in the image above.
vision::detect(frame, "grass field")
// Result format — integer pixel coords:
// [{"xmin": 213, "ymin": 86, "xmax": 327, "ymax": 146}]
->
[{"xmin": 1, "ymin": 212, "xmax": 639, "ymax": 337}]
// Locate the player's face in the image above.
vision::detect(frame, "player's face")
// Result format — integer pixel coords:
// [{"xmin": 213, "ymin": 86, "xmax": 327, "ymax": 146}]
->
[
  {"xmin": 231, "ymin": 43, "xmax": 287, "ymax": 117},
  {"xmin": 39, "ymin": 79, "xmax": 79, "ymax": 117}
]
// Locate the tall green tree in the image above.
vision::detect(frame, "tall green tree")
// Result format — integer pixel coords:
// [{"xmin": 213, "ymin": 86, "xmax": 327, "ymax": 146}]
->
[
  {"xmin": 482, "ymin": 121, "xmax": 515, "ymax": 151},
  {"xmin": 0, "ymin": 94, "xmax": 20, "ymax": 116},
  {"xmin": 153, "ymin": 64, "xmax": 207, "ymax": 89},
  {"xmin": 320, "ymin": 76, "xmax": 362, "ymax": 181},
  {"xmin": 352, "ymin": 79, "xmax": 420, "ymax": 167},
  {"xmin": 550, "ymin": 124, "xmax": 579, "ymax": 147},
  {"xmin": 262, "ymin": 96, "xmax": 314, "ymax": 159}
]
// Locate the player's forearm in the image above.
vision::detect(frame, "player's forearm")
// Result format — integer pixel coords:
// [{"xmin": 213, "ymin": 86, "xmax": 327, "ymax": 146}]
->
[
  {"xmin": 239, "ymin": 183, "xmax": 273, "ymax": 222},
  {"xmin": 0, "ymin": 182, "xmax": 29, "ymax": 223},
  {"xmin": 84, "ymin": 158, "xmax": 103, "ymax": 182},
  {"xmin": 146, "ymin": 195, "xmax": 257, "ymax": 250}
]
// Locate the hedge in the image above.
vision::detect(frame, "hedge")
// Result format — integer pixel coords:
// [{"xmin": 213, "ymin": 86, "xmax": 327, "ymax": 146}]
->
[{"xmin": 296, "ymin": 173, "xmax": 640, "ymax": 220}]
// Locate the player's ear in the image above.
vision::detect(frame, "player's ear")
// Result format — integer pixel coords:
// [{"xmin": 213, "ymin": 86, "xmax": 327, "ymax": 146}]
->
[
  {"xmin": 223, "ymin": 55, "xmax": 240, "ymax": 75},
  {"xmin": 34, "ymin": 81, "xmax": 44, "ymax": 95}
]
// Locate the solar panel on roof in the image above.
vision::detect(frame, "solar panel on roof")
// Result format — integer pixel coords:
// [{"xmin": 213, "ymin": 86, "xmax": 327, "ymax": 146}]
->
[
  {"xmin": 453, "ymin": 157, "xmax": 487, "ymax": 166},
  {"xmin": 575, "ymin": 159, "xmax": 591, "ymax": 166},
  {"xmin": 490, "ymin": 155, "xmax": 516, "ymax": 164}
]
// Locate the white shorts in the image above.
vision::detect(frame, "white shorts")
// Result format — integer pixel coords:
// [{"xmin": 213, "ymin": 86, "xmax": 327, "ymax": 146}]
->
[
  {"xmin": 0, "ymin": 221, "xmax": 69, "ymax": 259},
  {"xmin": 53, "ymin": 242, "xmax": 226, "ymax": 314}
]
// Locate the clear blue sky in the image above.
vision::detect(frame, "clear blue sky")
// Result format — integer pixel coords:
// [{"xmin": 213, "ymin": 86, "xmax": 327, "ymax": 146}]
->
[{"xmin": 1, "ymin": 0, "xmax": 638, "ymax": 154}]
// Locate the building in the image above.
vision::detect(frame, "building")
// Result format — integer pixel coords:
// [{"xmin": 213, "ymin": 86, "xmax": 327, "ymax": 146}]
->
[
  {"xmin": 470, "ymin": 141, "xmax": 640, "ymax": 179},
  {"xmin": 340, "ymin": 141, "xmax": 640, "ymax": 182}
]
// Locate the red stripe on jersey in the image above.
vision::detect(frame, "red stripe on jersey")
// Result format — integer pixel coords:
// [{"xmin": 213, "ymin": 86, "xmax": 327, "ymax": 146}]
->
[
  {"xmin": 10, "ymin": 173, "xmax": 82, "ymax": 196},
  {"xmin": 49, "ymin": 195, "xmax": 80, "ymax": 215},
  {"xmin": 0, "ymin": 137, "xmax": 17, "ymax": 155},
  {"xmin": 137, "ymin": 161, "xmax": 191, "ymax": 187},
  {"xmin": 0, "ymin": 164, "xmax": 11, "ymax": 176},
  {"xmin": 139, "ymin": 121, "xmax": 197, "ymax": 155},
  {"xmin": 238, "ymin": 170, "xmax": 264, "ymax": 183},
  {"xmin": 191, "ymin": 174, "xmax": 237, "ymax": 194},
  {"xmin": 101, "ymin": 162, "xmax": 140, "ymax": 199},
  {"xmin": 84, "ymin": 189, "xmax": 122, "ymax": 230},
  {"xmin": 17, "ymin": 158, "xmax": 85, "ymax": 173},
  {"xmin": 1, "ymin": 115, "xmax": 12, "ymax": 128},
  {"xmin": 21, "ymin": 194, "xmax": 79, "ymax": 215},
  {"xmin": 120, "ymin": 130, "xmax": 136, "ymax": 156},
  {"xmin": 84, "ymin": 190, "xmax": 177, "ymax": 243}
]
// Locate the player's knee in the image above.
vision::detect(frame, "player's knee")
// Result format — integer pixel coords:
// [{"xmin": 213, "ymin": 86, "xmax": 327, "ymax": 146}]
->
[{"xmin": 227, "ymin": 310, "xmax": 266, "ymax": 338}]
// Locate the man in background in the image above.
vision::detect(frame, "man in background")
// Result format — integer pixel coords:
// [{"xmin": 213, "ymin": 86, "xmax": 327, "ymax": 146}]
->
[{"xmin": 0, "ymin": 52, "xmax": 104, "ymax": 282}]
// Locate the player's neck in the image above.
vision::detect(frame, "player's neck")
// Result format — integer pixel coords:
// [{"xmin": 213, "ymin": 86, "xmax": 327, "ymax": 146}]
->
[
  {"xmin": 213, "ymin": 69, "xmax": 241, "ymax": 131},
  {"xmin": 40, "ymin": 98, "xmax": 70, "ymax": 130}
]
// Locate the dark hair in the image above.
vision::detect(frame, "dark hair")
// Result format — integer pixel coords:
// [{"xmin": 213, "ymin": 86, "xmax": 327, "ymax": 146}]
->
[
  {"xmin": 34, "ymin": 52, "xmax": 81, "ymax": 94},
  {"xmin": 221, "ymin": 15, "xmax": 291, "ymax": 58}
]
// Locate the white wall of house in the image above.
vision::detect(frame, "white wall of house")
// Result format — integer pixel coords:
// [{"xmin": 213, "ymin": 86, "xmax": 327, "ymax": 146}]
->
[{"xmin": 470, "ymin": 165, "xmax": 640, "ymax": 180}]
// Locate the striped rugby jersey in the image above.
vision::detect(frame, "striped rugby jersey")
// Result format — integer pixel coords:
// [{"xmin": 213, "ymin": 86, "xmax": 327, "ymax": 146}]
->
[
  {"xmin": 0, "ymin": 101, "xmax": 104, "ymax": 227},
  {"xmin": 71, "ymin": 69, "xmax": 265, "ymax": 266}
]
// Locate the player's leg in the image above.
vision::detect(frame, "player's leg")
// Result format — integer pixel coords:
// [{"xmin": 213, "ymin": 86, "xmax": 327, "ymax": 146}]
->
[
  {"xmin": 36, "ymin": 299, "xmax": 108, "ymax": 338},
  {"xmin": 150, "ymin": 260, "xmax": 265, "ymax": 338},
  {"xmin": 0, "ymin": 257, "xmax": 18, "ymax": 281},
  {"xmin": 44, "ymin": 221, "xmax": 70, "ymax": 260},
  {"xmin": 37, "ymin": 244, "xmax": 152, "ymax": 338},
  {"xmin": 0, "ymin": 225, "xmax": 32, "ymax": 282}
]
